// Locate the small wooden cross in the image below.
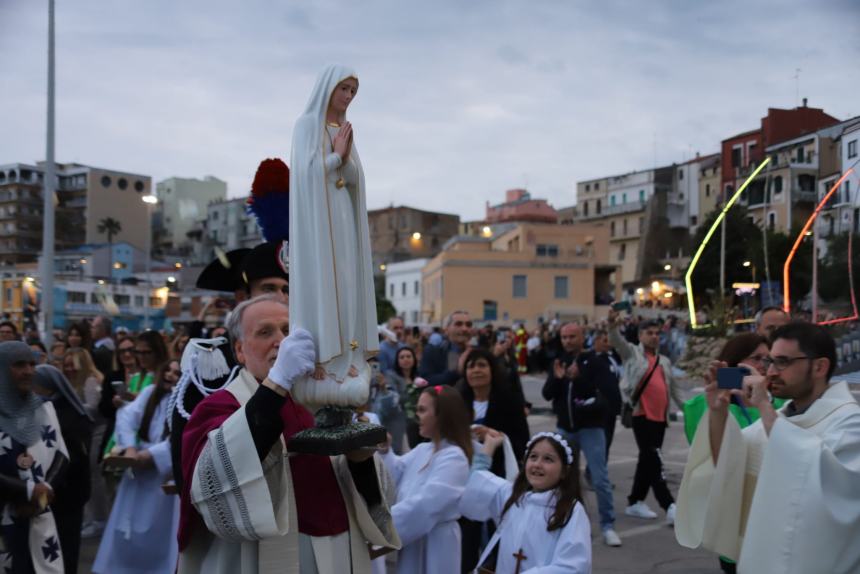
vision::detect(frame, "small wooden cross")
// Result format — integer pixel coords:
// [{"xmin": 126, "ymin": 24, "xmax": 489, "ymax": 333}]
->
[{"xmin": 513, "ymin": 548, "xmax": 528, "ymax": 574}]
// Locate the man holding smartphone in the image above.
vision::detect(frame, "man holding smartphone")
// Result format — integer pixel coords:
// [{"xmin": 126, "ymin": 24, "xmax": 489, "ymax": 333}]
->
[{"xmin": 675, "ymin": 322, "xmax": 860, "ymax": 573}]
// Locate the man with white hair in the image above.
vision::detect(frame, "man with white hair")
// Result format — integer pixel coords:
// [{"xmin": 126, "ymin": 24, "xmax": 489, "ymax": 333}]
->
[{"xmin": 178, "ymin": 295, "xmax": 399, "ymax": 573}]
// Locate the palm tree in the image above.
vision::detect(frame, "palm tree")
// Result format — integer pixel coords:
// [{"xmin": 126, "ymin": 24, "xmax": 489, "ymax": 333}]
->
[{"xmin": 97, "ymin": 217, "xmax": 122, "ymax": 282}]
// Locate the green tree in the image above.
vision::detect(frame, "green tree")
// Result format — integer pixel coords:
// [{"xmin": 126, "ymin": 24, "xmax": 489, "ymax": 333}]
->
[
  {"xmin": 97, "ymin": 217, "xmax": 122, "ymax": 282},
  {"xmin": 819, "ymin": 233, "xmax": 860, "ymax": 303}
]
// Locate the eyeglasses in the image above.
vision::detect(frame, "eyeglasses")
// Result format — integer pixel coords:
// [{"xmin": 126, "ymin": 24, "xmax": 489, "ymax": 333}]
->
[
  {"xmin": 761, "ymin": 355, "xmax": 809, "ymax": 371},
  {"xmin": 118, "ymin": 348, "xmax": 135, "ymax": 355},
  {"xmin": 133, "ymin": 349, "xmax": 154, "ymax": 356}
]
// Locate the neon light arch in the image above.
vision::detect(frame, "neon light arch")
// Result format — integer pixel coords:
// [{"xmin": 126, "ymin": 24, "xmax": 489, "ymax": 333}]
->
[
  {"xmin": 782, "ymin": 169, "xmax": 854, "ymax": 315},
  {"xmin": 686, "ymin": 159, "xmax": 771, "ymax": 328}
]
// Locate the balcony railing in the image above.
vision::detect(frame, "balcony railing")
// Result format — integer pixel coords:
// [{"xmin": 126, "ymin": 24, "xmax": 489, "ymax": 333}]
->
[{"xmin": 602, "ymin": 200, "xmax": 648, "ymax": 216}]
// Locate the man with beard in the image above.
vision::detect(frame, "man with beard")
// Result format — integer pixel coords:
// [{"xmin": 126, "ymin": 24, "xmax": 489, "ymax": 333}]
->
[{"xmin": 675, "ymin": 322, "xmax": 860, "ymax": 573}]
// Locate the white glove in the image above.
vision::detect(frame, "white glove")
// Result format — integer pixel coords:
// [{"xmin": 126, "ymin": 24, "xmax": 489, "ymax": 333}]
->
[{"xmin": 267, "ymin": 328, "xmax": 316, "ymax": 392}]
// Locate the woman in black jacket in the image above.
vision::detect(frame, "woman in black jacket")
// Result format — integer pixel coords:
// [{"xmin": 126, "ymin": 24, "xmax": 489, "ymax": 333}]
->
[
  {"xmin": 457, "ymin": 347, "xmax": 530, "ymax": 572},
  {"xmin": 32, "ymin": 364, "xmax": 94, "ymax": 574}
]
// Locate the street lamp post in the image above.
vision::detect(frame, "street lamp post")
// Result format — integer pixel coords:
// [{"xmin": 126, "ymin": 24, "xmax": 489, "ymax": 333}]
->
[
  {"xmin": 142, "ymin": 194, "xmax": 158, "ymax": 330},
  {"xmin": 40, "ymin": 0, "xmax": 56, "ymax": 346}
]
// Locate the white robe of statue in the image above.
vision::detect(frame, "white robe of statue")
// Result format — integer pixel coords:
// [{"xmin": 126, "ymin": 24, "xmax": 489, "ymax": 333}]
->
[
  {"xmin": 289, "ymin": 64, "xmax": 378, "ymax": 410},
  {"xmin": 674, "ymin": 381, "xmax": 860, "ymax": 574}
]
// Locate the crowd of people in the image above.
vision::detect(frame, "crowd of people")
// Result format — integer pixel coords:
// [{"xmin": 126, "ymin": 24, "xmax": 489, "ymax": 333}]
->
[{"xmin": 0, "ymin": 290, "xmax": 858, "ymax": 573}]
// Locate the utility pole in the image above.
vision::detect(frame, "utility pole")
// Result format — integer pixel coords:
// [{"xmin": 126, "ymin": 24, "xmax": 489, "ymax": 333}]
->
[{"xmin": 40, "ymin": 0, "xmax": 56, "ymax": 347}]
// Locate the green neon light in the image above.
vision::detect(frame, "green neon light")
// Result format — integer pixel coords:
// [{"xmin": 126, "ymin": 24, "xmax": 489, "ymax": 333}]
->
[{"xmin": 685, "ymin": 158, "xmax": 771, "ymax": 328}]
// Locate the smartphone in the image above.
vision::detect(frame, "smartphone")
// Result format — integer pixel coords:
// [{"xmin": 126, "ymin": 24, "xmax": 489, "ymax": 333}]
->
[
  {"xmin": 111, "ymin": 381, "xmax": 124, "ymax": 392},
  {"xmin": 497, "ymin": 331, "xmax": 507, "ymax": 343},
  {"xmin": 612, "ymin": 301, "xmax": 632, "ymax": 313},
  {"xmin": 716, "ymin": 367, "xmax": 750, "ymax": 390},
  {"xmin": 468, "ymin": 336, "xmax": 479, "ymax": 348}
]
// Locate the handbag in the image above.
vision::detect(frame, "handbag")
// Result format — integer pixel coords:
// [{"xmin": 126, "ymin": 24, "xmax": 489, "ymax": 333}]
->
[{"xmin": 621, "ymin": 358, "xmax": 660, "ymax": 428}]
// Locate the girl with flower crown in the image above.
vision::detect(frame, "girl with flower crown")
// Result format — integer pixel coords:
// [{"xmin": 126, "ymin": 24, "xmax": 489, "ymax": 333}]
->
[{"xmin": 459, "ymin": 430, "xmax": 592, "ymax": 573}]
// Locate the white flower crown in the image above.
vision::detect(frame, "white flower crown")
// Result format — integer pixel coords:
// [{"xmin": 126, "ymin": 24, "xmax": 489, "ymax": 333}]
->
[{"xmin": 526, "ymin": 431, "xmax": 574, "ymax": 464}]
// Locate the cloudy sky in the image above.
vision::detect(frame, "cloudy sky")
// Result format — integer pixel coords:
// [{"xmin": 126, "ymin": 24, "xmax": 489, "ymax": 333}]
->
[{"xmin": 2, "ymin": 0, "xmax": 858, "ymax": 220}]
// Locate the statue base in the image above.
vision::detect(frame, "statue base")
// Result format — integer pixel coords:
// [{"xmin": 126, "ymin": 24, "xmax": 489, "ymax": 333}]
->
[{"xmin": 287, "ymin": 405, "xmax": 387, "ymax": 456}]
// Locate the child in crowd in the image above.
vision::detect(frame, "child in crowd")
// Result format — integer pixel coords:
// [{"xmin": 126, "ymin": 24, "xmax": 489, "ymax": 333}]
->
[{"xmin": 460, "ymin": 430, "xmax": 592, "ymax": 573}]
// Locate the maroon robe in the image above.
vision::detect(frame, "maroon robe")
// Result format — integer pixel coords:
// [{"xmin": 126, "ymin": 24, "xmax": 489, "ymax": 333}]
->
[{"xmin": 177, "ymin": 388, "xmax": 349, "ymax": 550}]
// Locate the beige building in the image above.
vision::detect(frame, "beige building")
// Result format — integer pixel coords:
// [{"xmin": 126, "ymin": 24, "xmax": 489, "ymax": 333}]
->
[
  {"xmin": 422, "ymin": 223, "xmax": 619, "ymax": 328},
  {"xmin": 697, "ymin": 155, "xmax": 721, "ymax": 224},
  {"xmin": 368, "ymin": 206, "xmax": 460, "ymax": 273},
  {"xmin": 0, "ymin": 162, "xmax": 152, "ymax": 266}
]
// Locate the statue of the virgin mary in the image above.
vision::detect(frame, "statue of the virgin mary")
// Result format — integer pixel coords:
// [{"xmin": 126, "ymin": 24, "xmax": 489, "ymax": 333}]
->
[{"xmin": 288, "ymin": 64, "xmax": 378, "ymax": 411}]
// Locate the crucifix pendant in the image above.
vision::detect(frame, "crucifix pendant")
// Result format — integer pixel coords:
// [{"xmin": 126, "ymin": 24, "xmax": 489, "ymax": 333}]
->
[
  {"xmin": 513, "ymin": 548, "xmax": 527, "ymax": 574},
  {"xmin": 335, "ymin": 178, "xmax": 346, "ymax": 189}
]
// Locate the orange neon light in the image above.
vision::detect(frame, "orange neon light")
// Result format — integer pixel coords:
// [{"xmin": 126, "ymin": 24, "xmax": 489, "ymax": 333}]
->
[{"xmin": 782, "ymin": 169, "xmax": 854, "ymax": 313}]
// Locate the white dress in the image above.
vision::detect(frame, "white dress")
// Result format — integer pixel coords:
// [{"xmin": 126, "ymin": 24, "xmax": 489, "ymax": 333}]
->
[
  {"xmin": 460, "ymin": 470, "xmax": 592, "ymax": 573},
  {"xmin": 92, "ymin": 385, "xmax": 179, "ymax": 574},
  {"xmin": 382, "ymin": 440, "xmax": 469, "ymax": 574}
]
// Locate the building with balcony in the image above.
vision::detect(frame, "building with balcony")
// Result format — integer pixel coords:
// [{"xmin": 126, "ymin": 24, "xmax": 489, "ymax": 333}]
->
[
  {"xmin": 814, "ymin": 118, "xmax": 860, "ymax": 240},
  {"xmin": 421, "ymin": 222, "xmax": 619, "ymax": 328},
  {"xmin": 155, "ymin": 176, "xmax": 227, "ymax": 254},
  {"xmin": 697, "ymin": 155, "xmax": 722, "ymax": 226},
  {"xmin": 0, "ymin": 162, "xmax": 153, "ymax": 267},
  {"xmin": 367, "ymin": 205, "xmax": 459, "ymax": 273},
  {"xmin": 186, "ymin": 197, "xmax": 263, "ymax": 265}
]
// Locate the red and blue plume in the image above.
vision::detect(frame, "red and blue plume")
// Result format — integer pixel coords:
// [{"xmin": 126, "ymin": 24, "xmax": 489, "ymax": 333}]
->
[{"xmin": 246, "ymin": 158, "xmax": 290, "ymax": 243}]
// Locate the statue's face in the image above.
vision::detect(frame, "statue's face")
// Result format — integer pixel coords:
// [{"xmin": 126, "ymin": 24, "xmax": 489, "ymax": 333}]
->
[
  {"xmin": 329, "ymin": 78, "xmax": 358, "ymax": 116},
  {"xmin": 235, "ymin": 301, "xmax": 290, "ymax": 381}
]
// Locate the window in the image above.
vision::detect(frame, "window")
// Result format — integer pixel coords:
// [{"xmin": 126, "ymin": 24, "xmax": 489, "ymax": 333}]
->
[
  {"xmin": 67, "ymin": 291, "xmax": 86, "ymax": 303},
  {"xmin": 610, "ymin": 221, "xmax": 616, "ymax": 237},
  {"xmin": 115, "ymin": 294, "xmax": 130, "ymax": 306},
  {"xmin": 585, "ymin": 184, "xmax": 590, "ymax": 192},
  {"xmin": 414, "ymin": 281, "xmax": 419, "ymax": 295},
  {"xmin": 401, "ymin": 282, "xmax": 406, "ymax": 296},
  {"xmin": 768, "ymin": 212, "xmax": 776, "ymax": 230},
  {"xmin": 705, "ymin": 184, "xmax": 711, "ymax": 197},
  {"xmin": 483, "ymin": 300, "xmax": 498, "ymax": 321},
  {"xmin": 610, "ymin": 196, "xmax": 616, "ymax": 206},
  {"xmin": 623, "ymin": 219, "xmax": 628, "ymax": 235},
  {"xmin": 118, "ymin": 178, "xmax": 128, "ymax": 190},
  {"xmin": 389, "ymin": 283, "xmax": 394, "ymax": 298},
  {"xmin": 583, "ymin": 202, "xmax": 589, "ymax": 217},
  {"xmin": 512, "ymin": 275, "xmax": 527, "ymax": 298},
  {"xmin": 731, "ymin": 146, "xmax": 742, "ymax": 168},
  {"xmin": 639, "ymin": 216, "xmax": 644, "ymax": 233},
  {"xmin": 622, "ymin": 193, "xmax": 627, "ymax": 204},
  {"xmin": 134, "ymin": 295, "xmax": 144, "ymax": 307},
  {"xmin": 149, "ymin": 297, "xmax": 161, "ymax": 308},
  {"xmin": 595, "ymin": 182, "xmax": 600, "ymax": 190},
  {"xmin": 536, "ymin": 244, "xmax": 559, "ymax": 257},
  {"xmin": 554, "ymin": 276, "xmax": 569, "ymax": 299},
  {"xmin": 797, "ymin": 147, "xmax": 805, "ymax": 163},
  {"xmin": 101, "ymin": 175, "xmax": 112, "ymax": 188},
  {"xmin": 845, "ymin": 181, "xmax": 851, "ymax": 204},
  {"xmin": 639, "ymin": 190, "xmax": 645, "ymax": 202},
  {"xmin": 596, "ymin": 199, "xmax": 602, "ymax": 214},
  {"xmin": 678, "ymin": 170, "xmax": 683, "ymax": 180},
  {"xmin": 412, "ymin": 311, "xmax": 419, "ymax": 323},
  {"xmin": 134, "ymin": 181, "xmax": 145, "ymax": 192},
  {"xmin": 773, "ymin": 176, "xmax": 783, "ymax": 194},
  {"xmin": 618, "ymin": 243, "xmax": 626, "ymax": 260},
  {"xmin": 691, "ymin": 215, "xmax": 698, "ymax": 226},
  {"xmin": 849, "ymin": 140, "xmax": 858, "ymax": 159}
]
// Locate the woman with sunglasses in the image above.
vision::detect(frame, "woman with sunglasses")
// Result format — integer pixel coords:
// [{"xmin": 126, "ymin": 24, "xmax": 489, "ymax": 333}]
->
[{"xmin": 97, "ymin": 336, "xmax": 140, "ymax": 456}]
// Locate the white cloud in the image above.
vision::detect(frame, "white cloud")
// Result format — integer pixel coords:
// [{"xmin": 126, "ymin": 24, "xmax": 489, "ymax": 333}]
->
[{"xmin": 1, "ymin": 0, "xmax": 858, "ymax": 220}]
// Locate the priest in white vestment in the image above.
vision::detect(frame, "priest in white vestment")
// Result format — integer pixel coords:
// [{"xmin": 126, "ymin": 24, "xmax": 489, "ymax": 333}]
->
[
  {"xmin": 675, "ymin": 322, "xmax": 860, "ymax": 574},
  {"xmin": 177, "ymin": 296, "xmax": 400, "ymax": 574}
]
